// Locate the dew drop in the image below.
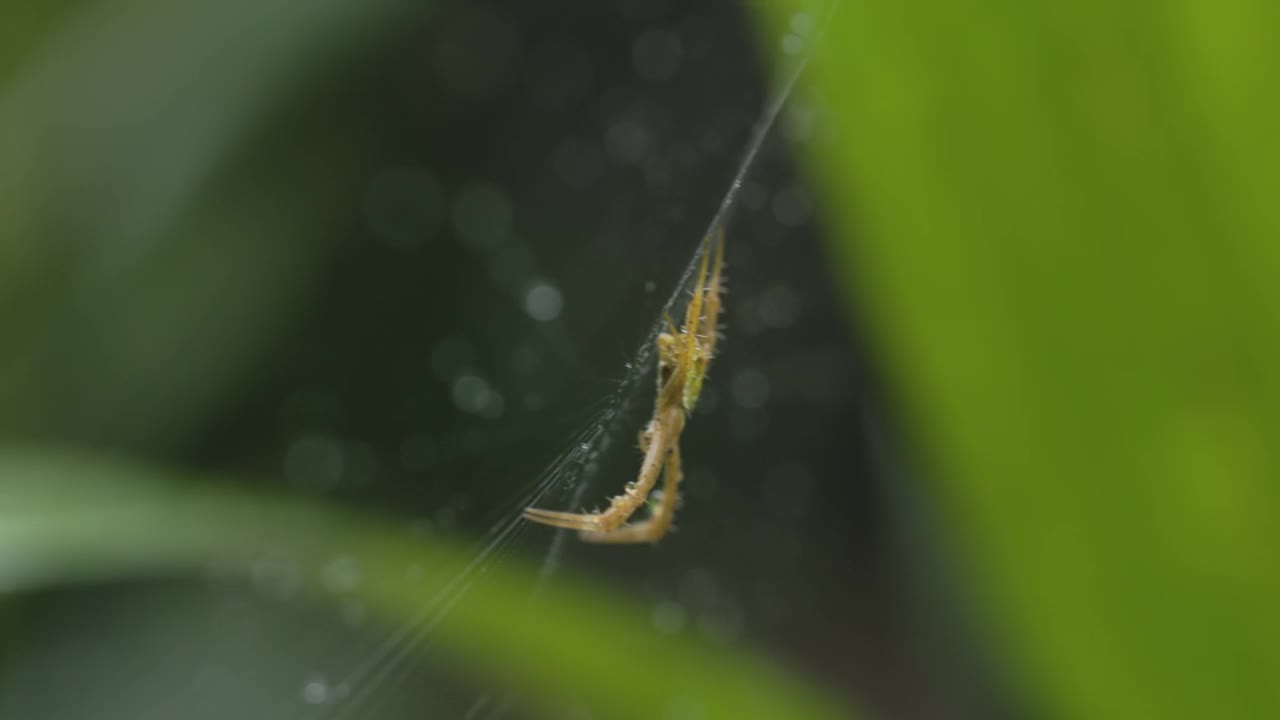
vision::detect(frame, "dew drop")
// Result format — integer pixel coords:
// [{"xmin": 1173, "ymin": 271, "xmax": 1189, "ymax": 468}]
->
[
  {"xmin": 452, "ymin": 182, "xmax": 513, "ymax": 249},
  {"xmin": 771, "ymin": 185, "xmax": 813, "ymax": 227},
  {"xmin": 342, "ymin": 599, "xmax": 367, "ymax": 627},
  {"xmin": 697, "ymin": 604, "xmax": 744, "ymax": 645},
  {"xmin": 301, "ymin": 676, "xmax": 331, "ymax": 705},
  {"xmin": 791, "ymin": 12, "xmax": 814, "ymax": 35},
  {"xmin": 322, "ymin": 555, "xmax": 362, "ymax": 594},
  {"xmin": 283, "ymin": 434, "xmax": 343, "ymax": 493},
  {"xmin": 757, "ymin": 286, "xmax": 802, "ymax": 329},
  {"xmin": 679, "ymin": 567, "xmax": 720, "ymax": 606},
  {"xmin": 605, "ymin": 121, "xmax": 652, "ymax": 165},
  {"xmin": 524, "ymin": 282, "xmax": 564, "ymax": 321},
  {"xmin": 731, "ymin": 368, "xmax": 771, "ymax": 409},
  {"xmin": 651, "ymin": 600, "xmax": 687, "ymax": 635},
  {"xmin": 452, "ymin": 374, "xmax": 497, "ymax": 415}
]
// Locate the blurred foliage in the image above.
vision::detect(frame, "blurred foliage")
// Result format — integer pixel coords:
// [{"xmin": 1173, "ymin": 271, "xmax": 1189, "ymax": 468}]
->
[
  {"xmin": 0, "ymin": 4, "xmax": 853, "ymax": 718},
  {"xmin": 0, "ymin": 450, "xmax": 846, "ymax": 719},
  {"xmin": 760, "ymin": 0, "xmax": 1280, "ymax": 718},
  {"xmin": 12, "ymin": 0, "xmax": 1275, "ymax": 717},
  {"xmin": 0, "ymin": 0, "xmax": 413, "ymax": 452}
]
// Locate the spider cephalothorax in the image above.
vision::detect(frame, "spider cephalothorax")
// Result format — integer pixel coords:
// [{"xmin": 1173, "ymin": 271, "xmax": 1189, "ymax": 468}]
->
[{"xmin": 522, "ymin": 230, "xmax": 725, "ymax": 543}]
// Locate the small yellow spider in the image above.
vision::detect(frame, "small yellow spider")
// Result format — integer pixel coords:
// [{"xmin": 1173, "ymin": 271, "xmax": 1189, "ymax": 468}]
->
[{"xmin": 522, "ymin": 229, "xmax": 725, "ymax": 543}]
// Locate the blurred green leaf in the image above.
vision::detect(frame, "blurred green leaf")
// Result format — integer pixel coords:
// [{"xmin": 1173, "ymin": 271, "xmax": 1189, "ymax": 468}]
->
[
  {"xmin": 0, "ymin": 450, "xmax": 849, "ymax": 720},
  {"xmin": 0, "ymin": 0, "xmax": 415, "ymax": 451},
  {"xmin": 760, "ymin": 0, "xmax": 1280, "ymax": 717}
]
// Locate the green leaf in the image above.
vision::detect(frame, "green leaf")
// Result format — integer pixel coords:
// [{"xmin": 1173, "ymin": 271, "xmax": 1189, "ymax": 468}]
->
[
  {"xmin": 0, "ymin": 450, "xmax": 849, "ymax": 720},
  {"xmin": 0, "ymin": 0, "xmax": 416, "ymax": 451},
  {"xmin": 758, "ymin": 1, "xmax": 1280, "ymax": 717}
]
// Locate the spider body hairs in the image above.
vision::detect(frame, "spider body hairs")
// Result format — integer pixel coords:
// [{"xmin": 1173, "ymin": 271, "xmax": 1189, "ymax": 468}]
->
[{"xmin": 522, "ymin": 229, "xmax": 726, "ymax": 544}]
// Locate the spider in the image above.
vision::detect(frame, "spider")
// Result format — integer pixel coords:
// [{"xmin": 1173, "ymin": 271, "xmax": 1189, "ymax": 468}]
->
[{"xmin": 522, "ymin": 229, "xmax": 725, "ymax": 543}]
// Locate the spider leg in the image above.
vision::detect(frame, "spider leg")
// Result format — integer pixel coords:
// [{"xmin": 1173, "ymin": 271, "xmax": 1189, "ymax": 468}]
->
[
  {"xmin": 523, "ymin": 407, "xmax": 684, "ymax": 532},
  {"xmin": 522, "ymin": 231, "xmax": 724, "ymax": 544},
  {"xmin": 657, "ymin": 233, "xmax": 717, "ymax": 411},
  {"xmin": 682, "ymin": 238, "xmax": 712, "ymax": 359},
  {"xmin": 700, "ymin": 228, "xmax": 726, "ymax": 359},
  {"xmin": 579, "ymin": 442, "xmax": 683, "ymax": 544},
  {"xmin": 591, "ymin": 232, "xmax": 719, "ymax": 542},
  {"xmin": 663, "ymin": 313, "xmax": 679, "ymax": 337}
]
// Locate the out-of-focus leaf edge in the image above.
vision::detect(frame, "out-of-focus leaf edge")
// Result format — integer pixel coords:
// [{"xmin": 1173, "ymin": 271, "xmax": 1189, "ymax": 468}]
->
[{"xmin": 0, "ymin": 450, "xmax": 851, "ymax": 720}]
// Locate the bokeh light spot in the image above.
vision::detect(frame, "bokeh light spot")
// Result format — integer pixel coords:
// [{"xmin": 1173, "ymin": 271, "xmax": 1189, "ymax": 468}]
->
[{"xmin": 524, "ymin": 282, "xmax": 563, "ymax": 322}]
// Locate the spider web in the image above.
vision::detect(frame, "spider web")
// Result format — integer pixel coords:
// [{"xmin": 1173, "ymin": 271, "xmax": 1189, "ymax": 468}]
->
[{"xmin": 305, "ymin": 7, "xmax": 832, "ymax": 719}]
